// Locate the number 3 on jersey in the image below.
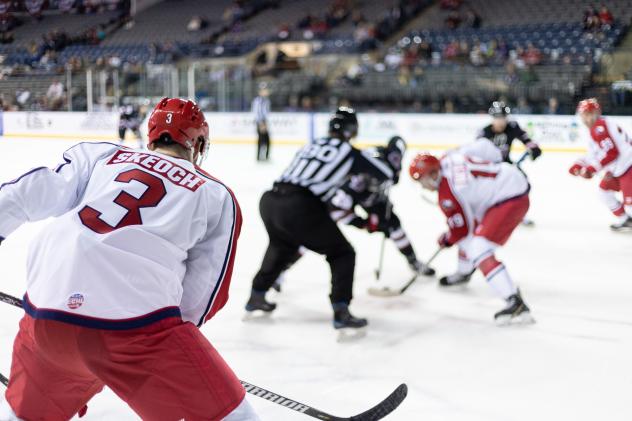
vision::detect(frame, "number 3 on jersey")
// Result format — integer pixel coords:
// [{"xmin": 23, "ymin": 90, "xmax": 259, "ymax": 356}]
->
[{"xmin": 79, "ymin": 169, "xmax": 167, "ymax": 234}]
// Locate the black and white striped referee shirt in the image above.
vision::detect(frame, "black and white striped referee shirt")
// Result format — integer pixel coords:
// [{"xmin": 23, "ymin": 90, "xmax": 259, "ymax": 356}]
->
[{"xmin": 277, "ymin": 137, "xmax": 393, "ymax": 201}]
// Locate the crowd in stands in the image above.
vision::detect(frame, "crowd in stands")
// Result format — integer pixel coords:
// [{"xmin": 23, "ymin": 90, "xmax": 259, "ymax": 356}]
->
[
  {"xmin": 201, "ymin": 0, "xmax": 276, "ymax": 44},
  {"xmin": 583, "ymin": 5, "xmax": 614, "ymax": 31}
]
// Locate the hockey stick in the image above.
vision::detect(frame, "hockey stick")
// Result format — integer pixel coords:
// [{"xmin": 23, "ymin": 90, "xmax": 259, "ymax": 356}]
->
[
  {"xmin": 368, "ymin": 247, "xmax": 443, "ymax": 297},
  {"xmin": 515, "ymin": 150, "xmax": 530, "ymax": 170},
  {"xmin": 374, "ymin": 188, "xmax": 393, "ymax": 281},
  {"xmin": 514, "ymin": 151, "xmax": 536, "ymax": 227},
  {"xmin": 0, "ymin": 292, "xmax": 407, "ymax": 420}
]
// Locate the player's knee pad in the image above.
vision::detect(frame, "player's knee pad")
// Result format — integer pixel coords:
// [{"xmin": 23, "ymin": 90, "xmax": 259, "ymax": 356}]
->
[
  {"xmin": 223, "ymin": 397, "xmax": 261, "ymax": 421},
  {"xmin": 460, "ymin": 236, "xmax": 496, "ymax": 268}
]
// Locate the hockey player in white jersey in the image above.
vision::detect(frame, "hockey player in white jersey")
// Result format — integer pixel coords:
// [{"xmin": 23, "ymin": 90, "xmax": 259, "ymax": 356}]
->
[
  {"xmin": 571, "ymin": 98, "xmax": 632, "ymax": 231},
  {"xmin": 409, "ymin": 151, "xmax": 534, "ymax": 324},
  {"xmin": 0, "ymin": 98, "xmax": 259, "ymax": 420}
]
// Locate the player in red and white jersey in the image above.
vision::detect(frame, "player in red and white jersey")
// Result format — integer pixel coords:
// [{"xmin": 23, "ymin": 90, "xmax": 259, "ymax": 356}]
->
[
  {"xmin": 0, "ymin": 98, "xmax": 259, "ymax": 420},
  {"xmin": 409, "ymin": 151, "xmax": 534, "ymax": 324},
  {"xmin": 571, "ymin": 98, "xmax": 632, "ymax": 231}
]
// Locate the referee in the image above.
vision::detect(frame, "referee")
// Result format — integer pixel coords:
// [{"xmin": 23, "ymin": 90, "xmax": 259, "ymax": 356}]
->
[
  {"xmin": 252, "ymin": 84, "xmax": 271, "ymax": 161},
  {"xmin": 245, "ymin": 107, "xmax": 393, "ymax": 330}
]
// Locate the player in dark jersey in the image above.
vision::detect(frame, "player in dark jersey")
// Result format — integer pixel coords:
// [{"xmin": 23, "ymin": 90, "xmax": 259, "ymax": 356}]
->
[
  {"xmin": 270, "ymin": 136, "xmax": 436, "ymax": 293},
  {"xmin": 118, "ymin": 103, "xmax": 143, "ymax": 148},
  {"xmin": 328, "ymin": 136, "xmax": 435, "ymax": 276},
  {"xmin": 477, "ymin": 101, "xmax": 542, "ymax": 163},
  {"xmin": 245, "ymin": 107, "xmax": 393, "ymax": 330}
]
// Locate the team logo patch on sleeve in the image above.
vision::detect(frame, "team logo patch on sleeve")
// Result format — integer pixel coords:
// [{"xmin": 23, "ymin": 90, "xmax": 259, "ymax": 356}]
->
[{"xmin": 67, "ymin": 293, "xmax": 85, "ymax": 310}]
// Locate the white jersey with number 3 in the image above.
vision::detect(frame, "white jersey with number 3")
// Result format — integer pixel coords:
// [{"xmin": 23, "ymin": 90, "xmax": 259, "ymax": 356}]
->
[{"xmin": 0, "ymin": 142, "xmax": 241, "ymax": 329}]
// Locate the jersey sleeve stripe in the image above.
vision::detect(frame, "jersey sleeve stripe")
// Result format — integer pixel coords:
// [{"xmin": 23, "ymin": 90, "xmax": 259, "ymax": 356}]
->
[
  {"xmin": 195, "ymin": 170, "xmax": 243, "ymax": 326},
  {"xmin": 0, "ymin": 167, "xmax": 48, "ymax": 191}
]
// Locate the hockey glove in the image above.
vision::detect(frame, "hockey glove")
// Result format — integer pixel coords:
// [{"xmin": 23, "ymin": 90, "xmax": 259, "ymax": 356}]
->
[
  {"xmin": 580, "ymin": 165, "xmax": 596, "ymax": 179},
  {"xmin": 367, "ymin": 214, "xmax": 380, "ymax": 233},
  {"xmin": 526, "ymin": 142, "xmax": 542, "ymax": 161},
  {"xmin": 437, "ymin": 232, "xmax": 453, "ymax": 248}
]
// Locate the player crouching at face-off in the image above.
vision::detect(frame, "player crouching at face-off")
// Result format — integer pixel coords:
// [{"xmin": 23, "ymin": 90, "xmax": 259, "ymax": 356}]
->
[
  {"xmin": 0, "ymin": 98, "xmax": 260, "ymax": 420},
  {"xmin": 409, "ymin": 151, "xmax": 534, "ymax": 325},
  {"xmin": 571, "ymin": 98, "xmax": 632, "ymax": 231}
]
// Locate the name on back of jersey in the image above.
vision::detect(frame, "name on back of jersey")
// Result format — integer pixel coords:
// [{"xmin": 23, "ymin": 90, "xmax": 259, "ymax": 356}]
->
[{"xmin": 107, "ymin": 150, "xmax": 205, "ymax": 192}]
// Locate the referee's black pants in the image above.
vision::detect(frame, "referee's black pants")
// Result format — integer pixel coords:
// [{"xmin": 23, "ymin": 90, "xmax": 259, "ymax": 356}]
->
[
  {"xmin": 252, "ymin": 187, "xmax": 356, "ymax": 304},
  {"xmin": 256, "ymin": 126, "xmax": 270, "ymax": 161}
]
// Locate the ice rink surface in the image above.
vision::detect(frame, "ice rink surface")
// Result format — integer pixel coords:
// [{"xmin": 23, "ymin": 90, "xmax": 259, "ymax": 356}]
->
[{"xmin": 0, "ymin": 138, "xmax": 630, "ymax": 421}]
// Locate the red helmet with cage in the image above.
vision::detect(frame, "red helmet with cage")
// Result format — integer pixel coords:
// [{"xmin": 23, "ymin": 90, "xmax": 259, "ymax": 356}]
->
[
  {"xmin": 576, "ymin": 98, "xmax": 601, "ymax": 114},
  {"xmin": 409, "ymin": 153, "xmax": 440, "ymax": 181},
  {"xmin": 147, "ymin": 97, "xmax": 209, "ymax": 158}
]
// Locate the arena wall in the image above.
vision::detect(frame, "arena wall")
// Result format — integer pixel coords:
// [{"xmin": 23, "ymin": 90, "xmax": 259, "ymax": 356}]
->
[{"xmin": 2, "ymin": 111, "xmax": 631, "ymax": 152}]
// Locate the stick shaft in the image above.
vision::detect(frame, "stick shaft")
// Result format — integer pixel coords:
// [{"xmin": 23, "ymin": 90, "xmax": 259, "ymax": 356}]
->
[{"xmin": 0, "ymin": 291, "xmax": 404, "ymax": 420}]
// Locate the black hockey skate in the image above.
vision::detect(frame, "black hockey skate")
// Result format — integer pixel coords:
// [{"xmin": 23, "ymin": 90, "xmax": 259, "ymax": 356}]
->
[
  {"xmin": 333, "ymin": 303, "xmax": 367, "ymax": 342},
  {"xmin": 610, "ymin": 217, "xmax": 632, "ymax": 232},
  {"xmin": 439, "ymin": 270, "xmax": 474, "ymax": 287},
  {"xmin": 333, "ymin": 304, "xmax": 368, "ymax": 329},
  {"xmin": 494, "ymin": 290, "xmax": 534, "ymax": 325},
  {"xmin": 245, "ymin": 290, "xmax": 277, "ymax": 313},
  {"xmin": 410, "ymin": 260, "xmax": 436, "ymax": 277}
]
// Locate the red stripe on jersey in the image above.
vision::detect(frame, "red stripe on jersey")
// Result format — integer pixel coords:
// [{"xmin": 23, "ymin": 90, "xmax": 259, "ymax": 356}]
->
[
  {"xmin": 590, "ymin": 118, "xmax": 620, "ymax": 168},
  {"xmin": 438, "ymin": 178, "xmax": 469, "ymax": 244}
]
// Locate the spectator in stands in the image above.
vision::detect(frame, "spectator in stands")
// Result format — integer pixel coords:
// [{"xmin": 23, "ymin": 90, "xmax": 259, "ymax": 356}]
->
[
  {"xmin": 599, "ymin": 5, "xmax": 614, "ymax": 29},
  {"xmin": 298, "ymin": 12, "xmax": 315, "ymax": 29},
  {"xmin": 513, "ymin": 97, "xmax": 533, "ymax": 114},
  {"xmin": 520, "ymin": 64, "xmax": 539, "ymax": 85},
  {"xmin": 583, "ymin": 7, "xmax": 601, "ymax": 32},
  {"xmin": 325, "ymin": 0, "xmax": 350, "ymax": 27},
  {"xmin": 463, "ymin": 9, "xmax": 481, "ymax": 29},
  {"xmin": 444, "ymin": 99, "xmax": 455, "ymax": 113},
  {"xmin": 354, "ymin": 21, "xmax": 377, "ymax": 52},
  {"xmin": 544, "ymin": 97, "xmax": 560, "ymax": 115},
  {"xmin": 351, "ymin": 9, "xmax": 366, "ymax": 27},
  {"xmin": 276, "ymin": 23, "xmax": 291, "ymax": 40},
  {"xmin": 443, "ymin": 40, "xmax": 459, "ymax": 62},
  {"xmin": 223, "ymin": 0, "xmax": 245, "ymax": 27},
  {"xmin": 46, "ymin": 79, "xmax": 64, "ymax": 110},
  {"xmin": 457, "ymin": 40, "xmax": 470, "ymax": 64},
  {"xmin": 187, "ymin": 15, "xmax": 208, "ymax": 32},
  {"xmin": 470, "ymin": 41, "xmax": 484, "ymax": 66},
  {"xmin": 523, "ymin": 42, "xmax": 542, "ymax": 66},
  {"xmin": 300, "ymin": 96, "xmax": 314, "ymax": 111},
  {"xmin": 504, "ymin": 62, "xmax": 519, "ymax": 85},
  {"xmin": 440, "ymin": 0, "xmax": 462, "ymax": 11},
  {"xmin": 0, "ymin": 29, "xmax": 13, "ymax": 44},
  {"xmin": 445, "ymin": 11, "xmax": 461, "ymax": 29},
  {"xmin": 418, "ymin": 41, "xmax": 432, "ymax": 65}
]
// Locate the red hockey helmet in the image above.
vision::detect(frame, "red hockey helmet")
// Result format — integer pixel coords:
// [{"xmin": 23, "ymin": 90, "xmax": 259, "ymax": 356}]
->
[
  {"xmin": 576, "ymin": 98, "xmax": 601, "ymax": 114},
  {"xmin": 409, "ymin": 153, "xmax": 440, "ymax": 181},
  {"xmin": 147, "ymin": 97, "xmax": 209, "ymax": 157}
]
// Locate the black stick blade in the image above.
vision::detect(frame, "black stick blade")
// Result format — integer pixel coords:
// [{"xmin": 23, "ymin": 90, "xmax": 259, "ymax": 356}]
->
[
  {"xmin": 0, "ymin": 372, "xmax": 8, "ymax": 387},
  {"xmin": 349, "ymin": 384, "xmax": 408, "ymax": 421}
]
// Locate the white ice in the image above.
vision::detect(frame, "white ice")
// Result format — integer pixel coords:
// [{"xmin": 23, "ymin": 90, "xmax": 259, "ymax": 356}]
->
[{"xmin": 0, "ymin": 138, "xmax": 630, "ymax": 421}]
